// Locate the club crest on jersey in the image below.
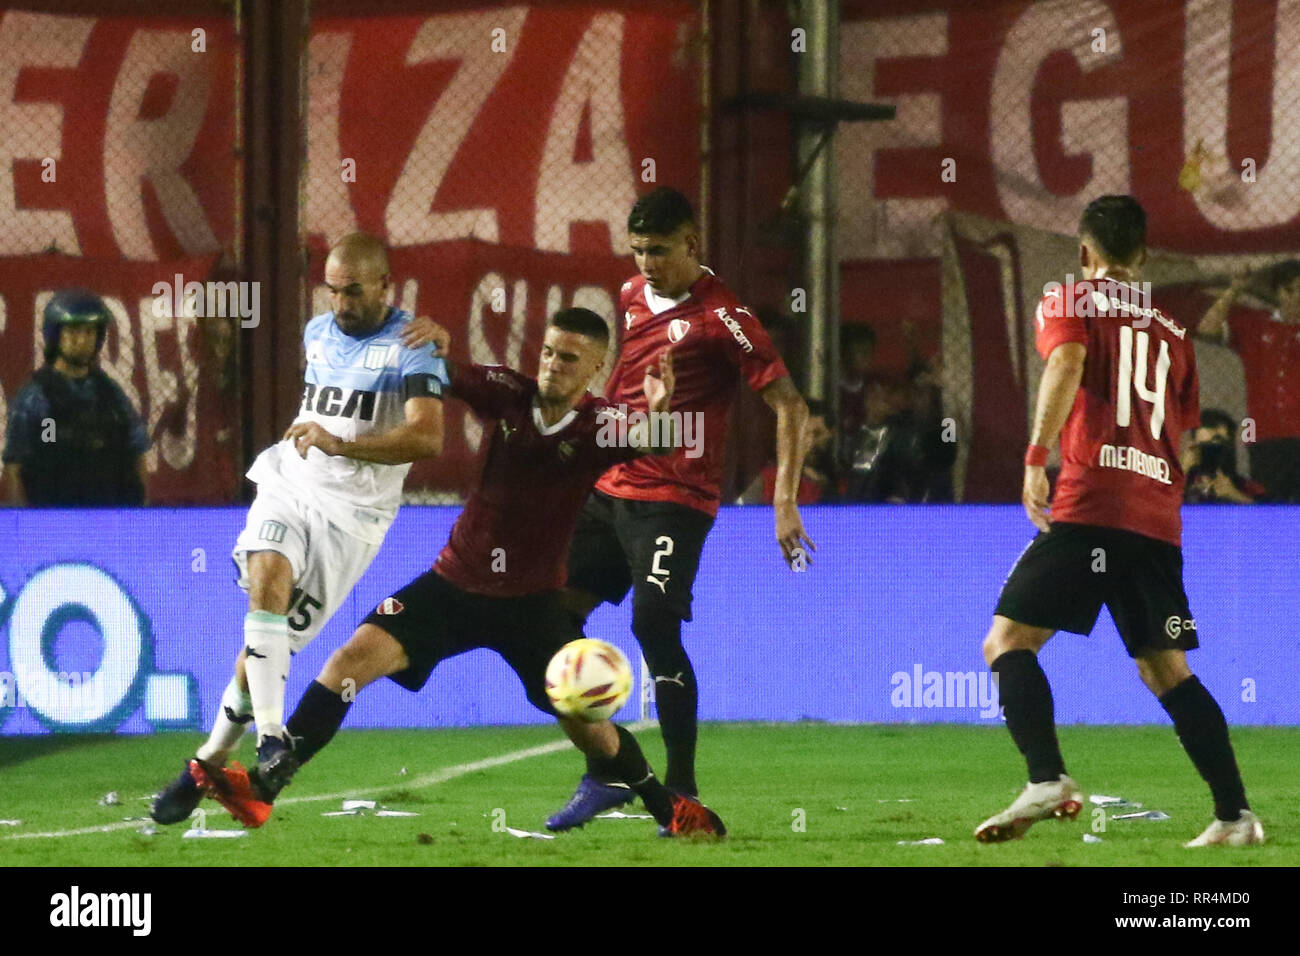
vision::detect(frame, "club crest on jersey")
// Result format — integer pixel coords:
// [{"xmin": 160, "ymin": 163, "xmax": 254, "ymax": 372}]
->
[
  {"xmin": 558, "ymin": 441, "xmax": 575, "ymax": 461},
  {"xmin": 667, "ymin": 318, "xmax": 691, "ymax": 343},
  {"xmin": 376, "ymin": 597, "xmax": 404, "ymax": 616},
  {"xmin": 499, "ymin": 420, "xmax": 516, "ymax": 442},
  {"xmin": 364, "ymin": 344, "xmax": 394, "ymax": 370}
]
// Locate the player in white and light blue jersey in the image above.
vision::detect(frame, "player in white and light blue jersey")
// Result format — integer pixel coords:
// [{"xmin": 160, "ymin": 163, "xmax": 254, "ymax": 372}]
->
[{"xmin": 151, "ymin": 233, "xmax": 448, "ymax": 826}]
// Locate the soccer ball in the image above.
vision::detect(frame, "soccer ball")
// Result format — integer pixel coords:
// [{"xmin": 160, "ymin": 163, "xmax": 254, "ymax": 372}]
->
[{"xmin": 545, "ymin": 639, "xmax": 633, "ymax": 722}]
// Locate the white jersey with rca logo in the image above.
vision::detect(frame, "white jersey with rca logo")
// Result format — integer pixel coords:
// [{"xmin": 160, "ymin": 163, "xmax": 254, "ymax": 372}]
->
[{"xmin": 246, "ymin": 307, "xmax": 448, "ymax": 544}]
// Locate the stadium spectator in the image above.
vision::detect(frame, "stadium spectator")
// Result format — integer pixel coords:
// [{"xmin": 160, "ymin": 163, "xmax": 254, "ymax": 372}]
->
[
  {"xmin": 842, "ymin": 373, "xmax": 954, "ymax": 503},
  {"xmin": 1181, "ymin": 409, "xmax": 1264, "ymax": 504},
  {"xmin": 838, "ymin": 322, "xmax": 877, "ymax": 443},
  {"xmin": 740, "ymin": 400, "xmax": 837, "ymax": 504},
  {"xmin": 2, "ymin": 290, "xmax": 149, "ymax": 507},
  {"xmin": 1197, "ymin": 260, "xmax": 1300, "ymax": 501}
]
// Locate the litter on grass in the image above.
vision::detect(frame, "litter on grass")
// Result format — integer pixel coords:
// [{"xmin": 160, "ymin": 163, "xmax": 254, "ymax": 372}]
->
[
  {"xmin": 1112, "ymin": 810, "xmax": 1171, "ymax": 821},
  {"xmin": 505, "ymin": 827, "xmax": 555, "ymax": 840},
  {"xmin": 0, "ymin": 820, "xmax": 21, "ymax": 827},
  {"xmin": 1090, "ymin": 794, "xmax": 1142, "ymax": 809},
  {"xmin": 896, "ymin": 837, "xmax": 944, "ymax": 845},
  {"xmin": 183, "ymin": 828, "xmax": 248, "ymax": 839},
  {"xmin": 323, "ymin": 800, "xmax": 418, "ymax": 818},
  {"xmin": 1082, "ymin": 833, "xmax": 1103, "ymax": 843},
  {"xmin": 596, "ymin": 810, "xmax": 654, "ymax": 820},
  {"xmin": 98, "ymin": 791, "xmax": 121, "ymax": 807}
]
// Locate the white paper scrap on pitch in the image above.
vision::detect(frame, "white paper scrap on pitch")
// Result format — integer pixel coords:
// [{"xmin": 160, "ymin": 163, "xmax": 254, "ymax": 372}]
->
[
  {"xmin": 1112, "ymin": 810, "xmax": 1171, "ymax": 821},
  {"xmin": 896, "ymin": 837, "xmax": 944, "ymax": 845},
  {"xmin": 0, "ymin": 820, "xmax": 21, "ymax": 826},
  {"xmin": 183, "ymin": 828, "xmax": 249, "ymax": 839},
  {"xmin": 375, "ymin": 810, "xmax": 419, "ymax": 817},
  {"xmin": 505, "ymin": 827, "xmax": 555, "ymax": 840},
  {"xmin": 1090, "ymin": 794, "xmax": 1141, "ymax": 808},
  {"xmin": 1082, "ymin": 833, "xmax": 1103, "ymax": 843},
  {"xmin": 342, "ymin": 800, "xmax": 377, "ymax": 811},
  {"xmin": 323, "ymin": 810, "xmax": 361, "ymax": 817},
  {"xmin": 596, "ymin": 810, "xmax": 654, "ymax": 820}
]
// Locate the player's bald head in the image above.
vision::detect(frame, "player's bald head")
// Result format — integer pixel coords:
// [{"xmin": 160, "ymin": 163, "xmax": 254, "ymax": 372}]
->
[{"xmin": 327, "ymin": 232, "xmax": 389, "ymax": 279}]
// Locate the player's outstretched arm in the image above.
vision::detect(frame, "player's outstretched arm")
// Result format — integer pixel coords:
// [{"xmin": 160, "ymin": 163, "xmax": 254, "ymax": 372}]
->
[
  {"xmin": 284, "ymin": 397, "xmax": 444, "ymax": 464},
  {"xmin": 1024, "ymin": 342, "xmax": 1087, "ymax": 531},
  {"xmin": 761, "ymin": 376, "xmax": 816, "ymax": 569}
]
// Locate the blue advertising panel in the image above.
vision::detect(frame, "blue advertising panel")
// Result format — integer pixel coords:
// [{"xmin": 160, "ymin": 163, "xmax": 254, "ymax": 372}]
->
[{"xmin": 0, "ymin": 505, "xmax": 1296, "ymax": 733}]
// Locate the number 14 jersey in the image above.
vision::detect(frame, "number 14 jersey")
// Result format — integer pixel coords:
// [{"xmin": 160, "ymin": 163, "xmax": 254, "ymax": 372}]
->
[{"xmin": 1035, "ymin": 276, "xmax": 1199, "ymax": 546}]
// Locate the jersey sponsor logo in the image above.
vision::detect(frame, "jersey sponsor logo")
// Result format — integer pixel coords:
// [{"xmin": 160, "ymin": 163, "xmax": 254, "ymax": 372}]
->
[
  {"xmin": 499, "ymin": 420, "xmax": 517, "ymax": 442},
  {"xmin": 1097, "ymin": 443, "xmax": 1173, "ymax": 485},
  {"xmin": 376, "ymin": 597, "xmax": 404, "ymax": 616},
  {"xmin": 301, "ymin": 383, "xmax": 378, "ymax": 421},
  {"xmin": 713, "ymin": 307, "xmax": 754, "ymax": 353},
  {"xmin": 667, "ymin": 318, "xmax": 691, "ymax": 342},
  {"xmin": 257, "ymin": 519, "xmax": 288, "ymax": 543},
  {"xmin": 1164, "ymin": 615, "xmax": 1196, "ymax": 640},
  {"xmin": 364, "ymin": 344, "xmax": 396, "ymax": 370},
  {"xmin": 485, "ymin": 368, "xmax": 523, "ymax": 390}
]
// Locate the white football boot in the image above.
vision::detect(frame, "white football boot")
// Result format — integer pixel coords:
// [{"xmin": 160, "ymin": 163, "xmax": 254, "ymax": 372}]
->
[
  {"xmin": 974, "ymin": 774, "xmax": 1083, "ymax": 842},
  {"xmin": 1184, "ymin": 810, "xmax": 1265, "ymax": 847}
]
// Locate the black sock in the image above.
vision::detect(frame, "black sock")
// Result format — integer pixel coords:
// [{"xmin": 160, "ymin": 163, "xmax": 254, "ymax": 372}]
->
[
  {"xmin": 590, "ymin": 725, "xmax": 675, "ymax": 825},
  {"xmin": 654, "ymin": 660, "xmax": 699, "ymax": 795},
  {"xmin": 1159, "ymin": 676, "xmax": 1249, "ymax": 821},
  {"xmin": 284, "ymin": 680, "xmax": 352, "ymax": 766},
  {"xmin": 634, "ymin": 605, "xmax": 698, "ymax": 795},
  {"xmin": 991, "ymin": 649, "xmax": 1066, "ymax": 783}
]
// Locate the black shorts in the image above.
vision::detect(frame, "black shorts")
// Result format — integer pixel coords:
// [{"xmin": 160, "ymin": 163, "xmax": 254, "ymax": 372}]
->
[
  {"xmin": 565, "ymin": 490, "xmax": 715, "ymax": 621},
  {"xmin": 994, "ymin": 522, "xmax": 1199, "ymax": 658},
  {"xmin": 361, "ymin": 570, "xmax": 578, "ymax": 716}
]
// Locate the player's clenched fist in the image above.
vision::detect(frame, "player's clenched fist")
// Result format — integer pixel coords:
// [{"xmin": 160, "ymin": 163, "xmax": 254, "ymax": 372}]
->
[{"xmin": 285, "ymin": 421, "xmax": 343, "ymax": 458}]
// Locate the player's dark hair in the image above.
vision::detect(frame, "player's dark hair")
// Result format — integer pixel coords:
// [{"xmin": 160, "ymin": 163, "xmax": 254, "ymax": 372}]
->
[
  {"xmin": 1200, "ymin": 408, "xmax": 1237, "ymax": 435},
  {"xmin": 628, "ymin": 187, "xmax": 695, "ymax": 236},
  {"xmin": 1079, "ymin": 195, "xmax": 1147, "ymax": 266},
  {"xmin": 549, "ymin": 307, "xmax": 609, "ymax": 345},
  {"xmin": 1269, "ymin": 259, "xmax": 1300, "ymax": 293}
]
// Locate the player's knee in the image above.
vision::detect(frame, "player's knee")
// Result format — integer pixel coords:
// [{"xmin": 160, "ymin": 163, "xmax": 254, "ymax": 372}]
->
[
  {"xmin": 632, "ymin": 602, "xmax": 688, "ymax": 677},
  {"xmin": 247, "ymin": 551, "xmax": 293, "ymax": 613},
  {"xmin": 322, "ymin": 626, "xmax": 403, "ymax": 692},
  {"xmin": 1136, "ymin": 651, "xmax": 1191, "ymax": 696}
]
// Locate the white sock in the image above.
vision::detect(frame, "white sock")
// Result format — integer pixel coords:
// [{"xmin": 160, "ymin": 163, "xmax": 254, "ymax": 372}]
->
[
  {"xmin": 243, "ymin": 610, "xmax": 290, "ymax": 743},
  {"xmin": 196, "ymin": 677, "xmax": 253, "ymax": 764}
]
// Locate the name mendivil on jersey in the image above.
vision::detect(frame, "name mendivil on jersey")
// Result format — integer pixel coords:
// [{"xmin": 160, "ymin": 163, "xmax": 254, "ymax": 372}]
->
[
  {"xmin": 595, "ymin": 405, "xmax": 705, "ymax": 459},
  {"xmin": 1041, "ymin": 275, "xmax": 1184, "ymax": 337}
]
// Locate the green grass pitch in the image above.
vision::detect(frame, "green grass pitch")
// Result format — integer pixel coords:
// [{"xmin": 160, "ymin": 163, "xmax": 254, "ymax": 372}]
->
[{"xmin": 2, "ymin": 723, "xmax": 1295, "ymax": 866}]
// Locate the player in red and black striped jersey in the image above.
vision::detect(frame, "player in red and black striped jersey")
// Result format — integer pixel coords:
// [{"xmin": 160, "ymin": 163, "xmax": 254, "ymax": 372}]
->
[
  {"xmin": 546, "ymin": 188, "xmax": 815, "ymax": 831},
  {"xmin": 974, "ymin": 195, "xmax": 1262, "ymax": 847},
  {"xmin": 193, "ymin": 309, "xmax": 726, "ymax": 837}
]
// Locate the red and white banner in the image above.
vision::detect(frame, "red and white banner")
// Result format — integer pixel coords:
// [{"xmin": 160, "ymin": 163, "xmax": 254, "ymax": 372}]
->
[{"xmin": 0, "ymin": 4, "xmax": 700, "ymax": 501}]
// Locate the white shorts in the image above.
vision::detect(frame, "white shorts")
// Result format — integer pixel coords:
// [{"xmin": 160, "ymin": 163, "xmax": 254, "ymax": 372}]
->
[{"xmin": 232, "ymin": 487, "xmax": 385, "ymax": 653}]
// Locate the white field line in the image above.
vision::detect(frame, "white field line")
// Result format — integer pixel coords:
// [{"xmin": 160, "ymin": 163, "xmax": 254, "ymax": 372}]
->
[{"xmin": 3, "ymin": 721, "xmax": 655, "ymax": 841}]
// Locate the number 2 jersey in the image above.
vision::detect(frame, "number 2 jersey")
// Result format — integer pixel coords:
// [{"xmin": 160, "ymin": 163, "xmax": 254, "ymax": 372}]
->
[
  {"xmin": 246, "ymin": 307, "xmax": 447, "ymax": 544},
  {"xmin": 1036, "ymin": 277, "xmax": 1199, "ymax": 546}
]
